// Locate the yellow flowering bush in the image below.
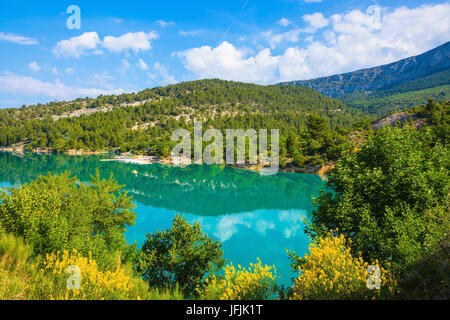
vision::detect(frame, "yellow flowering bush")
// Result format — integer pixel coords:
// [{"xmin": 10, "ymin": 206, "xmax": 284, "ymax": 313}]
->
[
  {"xmin": 30, "ymin": 249, "xmax": 149, "ymax": 300},
  {"xmin": 201, "ymin": 258, "xmax": 279, "ymax": 300},
  {"xmin": 291, "ymin": 232, "xmax": 398, "ymax": 300}
]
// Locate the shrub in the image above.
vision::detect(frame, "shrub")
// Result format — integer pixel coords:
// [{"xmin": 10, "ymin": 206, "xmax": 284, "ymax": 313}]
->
[
  {"xmin": 201, "ymin": 258, "xmax": 279, "ymax": 300},
  {"xmin": 0, "ymin": 171, "xmax": 136, "ymax": 269},
  {"xmin": 0, "ymin": 233, "xmax": 37, "ymax": 300},
  {"xmin": 311, "ymin": 126, "xmax": 449, "ymax": 275},
  {"xmin": 289, "ymin": 232, "xmax": 397, "ymax": 300},
  {"xmin": 29, "ymin": 249, "xmax": 150, "ymax": 300},
  {"xmin": 136, "ymin": 214, "xmax": 225, "ymax": 298}
]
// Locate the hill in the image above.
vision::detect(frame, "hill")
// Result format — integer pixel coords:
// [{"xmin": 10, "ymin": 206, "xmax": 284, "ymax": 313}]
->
[
  {"xmin": 0, "ymin": 79, "xmax": 369, "ymax": 168},
  {"xmin": 281, "ymin": 42, "xmax": 450, "ymax": 115}
]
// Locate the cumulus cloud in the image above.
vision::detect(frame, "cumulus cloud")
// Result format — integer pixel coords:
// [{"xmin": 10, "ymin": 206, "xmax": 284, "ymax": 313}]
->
[
  {"xmin": 264, "ymin": 29, "xmax": 303, "ymax": 49},
  {"xmin": 28, "ymin": 61, "xmax": 41, "ymax": 72},
  {"xmin": 103, "ymin": 31, "xmax": 158, "ymax": 53},
  {"xmin": 53, "ymin": 31, "xmax": 158, "ymax": 57},
  {"xmin": 178, "ymin": 3, "xmax": 450, "ymax": 83},
  {"xmin": 277, "ymin": 18, "xmax": 291, "ymax": 27},
  {"xmin": 0, "ymin": 73, "xmax": 123, "ymax": 101},
  {"xmin": 176, "ymin": 41, "xmax": 278, "ymax": 84},
  {"xmin": 53, "ymin": 32, "xmax": 101, "ymax": 58},
  {"xmin": 0, "ymin": 32, "xmax": 39, "ymax": 45},
  {"xmin": 302, "ymin": 12, "xmax": 329, "ymax": 32}
]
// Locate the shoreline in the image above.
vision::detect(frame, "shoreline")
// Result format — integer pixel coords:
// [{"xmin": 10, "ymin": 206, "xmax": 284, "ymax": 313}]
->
[{"xmin": 0, "ymin": 147, "xmax": 334, "ymax": 176}]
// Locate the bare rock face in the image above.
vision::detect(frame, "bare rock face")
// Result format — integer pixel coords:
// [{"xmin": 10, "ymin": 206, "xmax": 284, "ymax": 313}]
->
[{"xmin": 281, "ymin": 41, "xmax": 450, "ymax": 98}]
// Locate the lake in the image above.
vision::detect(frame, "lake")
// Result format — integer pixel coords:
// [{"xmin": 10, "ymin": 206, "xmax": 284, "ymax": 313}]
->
[{"xmin": 0, "ymin": 151, "xmax": 328, "ymax": 285}]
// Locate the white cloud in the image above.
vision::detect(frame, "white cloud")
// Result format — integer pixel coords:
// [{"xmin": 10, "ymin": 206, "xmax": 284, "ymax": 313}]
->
[
  {"xmin": 53, "ymin": 31, "xmax": 159, "ymax": 57},
  {"xmin": 277, "ymin": 18, "xmax": 291, "ymax": 27},
  {"xmin": 264, "ymin": 29, "xmax": 303, "ymax": 49},
  {"xmin": 53, "ymin": 32, "xmax": 101, "ymax": 58},
  {"xmin": 302, "ymin": 12, "xmax": 329, "ymax": 31},
  {"xmin": 156, "ymin": 20, "xmax": 175, "ymax": 27},
  {"xmin": 138, "ymin": 58, "xmax": 149, "ymax": 70},
  {"xmin": 0, "ymin": 32, "xmax": 38, "ymax": 45},
  {"xmin": 176, "ymin": 41, "xmax": 278, "ymax": 84},
  {"xmin": 52, "ymin": 67, "xmax": 59, "ymax": 75},
  {"xmin": 304, "ymin": 0, "xmax": 322, "ymax": 3},
  {"xmin": 153, "ymin": 62, "xmax": 176, "ymax": 85},
  {"xmin": 103, "ymin": 31, "xmax": 158, "ymax": 53},
  {"xmin": 28, "ymin": 61, "xmax": 41, "ymax": 72},
  {"xmin": 178, "ymin": 3, "xmax": 450, "ymax": 83},
  {"xmin": 65, "ymin": 67, "xmax": 74, "ymax": 74},
  {"xmin": 0, "ymin": 73, "xmax": 123, "ymax": 101}
]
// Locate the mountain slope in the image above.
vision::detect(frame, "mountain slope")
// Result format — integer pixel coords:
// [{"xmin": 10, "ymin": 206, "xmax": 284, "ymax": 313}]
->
[
  {"xmin": 281, "ymin": 41, "xmax": 450, "ymax": 98},
  {"xmin": 0, "ymin": 79, "xmax": 369, "ymax": 170}
]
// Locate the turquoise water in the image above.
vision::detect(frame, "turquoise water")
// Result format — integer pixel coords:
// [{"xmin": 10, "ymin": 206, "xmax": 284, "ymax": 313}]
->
[{"xmin": 0, "ymin": 152, "xmax": 328, "ymax": 285}]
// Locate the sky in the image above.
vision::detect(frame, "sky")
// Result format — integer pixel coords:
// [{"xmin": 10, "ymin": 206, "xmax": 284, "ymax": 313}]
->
[{"xmin": 0, "ymin": 0, "xmax": 449, "ymax": 108}]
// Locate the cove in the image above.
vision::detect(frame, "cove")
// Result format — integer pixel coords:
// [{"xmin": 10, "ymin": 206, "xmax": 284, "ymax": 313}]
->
[{"xmin": 0, "ymin": 151, "xmax": 328, "ymax": 285}]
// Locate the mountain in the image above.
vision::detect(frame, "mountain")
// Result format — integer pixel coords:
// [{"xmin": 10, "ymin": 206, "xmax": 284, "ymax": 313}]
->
[
  {"xmin": 281, "ymin": 42, "xmax": 450, "ymax": 114},
  {"xmin": 0, "ymin": 79, "xmax": 369, "ymax": 169}
]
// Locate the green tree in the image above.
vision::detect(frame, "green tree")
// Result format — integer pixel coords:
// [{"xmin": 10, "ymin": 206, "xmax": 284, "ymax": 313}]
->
[
  {"xmin": 310, "ymin": 126, "xmax": 449, "ymax": 275},
  {"xmin": 0, "ymin": 171, "xmax": 136, "ymax": 268},
  {"xmin": 136, "ymin": 214, "xmax": 226, "ymax": 297}
]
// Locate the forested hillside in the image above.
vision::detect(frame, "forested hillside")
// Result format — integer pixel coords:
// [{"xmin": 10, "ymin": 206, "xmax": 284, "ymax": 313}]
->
[
  {"xmin": 0, "ymin": 79, "xmax": 370, "ymax": 168},
  {"xmin": 281, "ymin": 42, "xmax": 450, "ymax": 115},
  {"xmin": 341, "ymin": 68, "xmax": 450, "ymax": 115}
]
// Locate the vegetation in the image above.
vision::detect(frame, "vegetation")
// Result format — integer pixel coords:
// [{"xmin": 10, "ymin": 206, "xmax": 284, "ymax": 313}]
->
[
  {"xmin": 136, "ymin": 214, "xmax": 226, "ymax": 298},
  {"xmin": 307, "ymin": 100, "xmax": 449, "ymax": 298},
  {"xmin": 200, "ymin": 259, "xmax": 279, "ymax": 300},
  {"xmin": 341, "ymin": 69, "xmax": 450, "ymax": 115},
  {"xmin": 0, "ymin": 78, "xmax": 448, "ymax": 300},
  {"xmin": 289, "ymin": 232, "xmax": 397, "ymax": 300},
  {"xmin": 0, "ymin": 79, "xmax": 369, "ymax": 168},
  {"xmin": 0, "ymin": 170, "xmax": 136, "ymax": 269}
]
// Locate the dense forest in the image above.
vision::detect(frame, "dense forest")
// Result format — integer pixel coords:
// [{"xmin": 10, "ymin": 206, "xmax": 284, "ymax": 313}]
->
[
  {"xmin": 340, "ymin": 68, "xmax": 450, "ymax": 115},
  {"xmin": 0, "ymin": 79, "xmax": 371, "ymax": 168}
]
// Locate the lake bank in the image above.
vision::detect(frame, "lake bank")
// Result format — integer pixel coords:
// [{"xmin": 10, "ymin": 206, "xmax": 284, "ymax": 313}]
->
[{"xmin": 1, "ymin": 146, "xmax": 335, "ymax": 176}]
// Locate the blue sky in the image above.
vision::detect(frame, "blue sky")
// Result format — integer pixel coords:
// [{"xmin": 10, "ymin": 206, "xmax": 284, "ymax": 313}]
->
[{"xmin": 0, "ymin": 0, "xmax": 449, "ymax": 108}]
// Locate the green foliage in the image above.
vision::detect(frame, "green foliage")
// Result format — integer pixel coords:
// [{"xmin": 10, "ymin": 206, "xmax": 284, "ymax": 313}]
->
[
  {"xmin": 289, "ymin": 232, "xmax": 398, "ymax": 300},
  {"xmin": 0, "ymin": 79, "xmax": 369, "ymax": 167},
  {"xmin": 200, "ymin": 259, "xmax": 279, "ymax": 300},
  {"xmin": 310, "ymin": 125, "xmax": 449, "ymax": 276},
  {"xmin": 136, "ymin": 214, "xmax": 226, "ymax": 298},
  {"xmin": 0, "ymin": 232, "xmax": 37, "ymax": 300},
  {"xmin": 0, "ymin": 171, "xmax": 136, "ymax": 269},
  {"xmin": 342, "ymin": 82, "xmax": 450, "ymax": 115}
]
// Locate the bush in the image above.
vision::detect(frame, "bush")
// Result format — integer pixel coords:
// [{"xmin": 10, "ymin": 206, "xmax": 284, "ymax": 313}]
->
[
  {"xmin": 136, "ymin": 214, "xmax": 225, "ymax": 298},
  {"xmin": 289, "ymin": 232, "xmax": 397, "ymax": 300},
  {"xmin": 201, "ymin": 258, "xmax": 279, "ymax": 300},
  {"xmin": 0, "ymin": 233, "xmax": 37, "ymax": 300},
  {"xmin": 311, "ymin": 126, "xmax": 449, "ymax": 275},
  {"xmin": 29, "ymin": 249, "xmax": 151, "ymax": 300},
  {"xmin": 0, "ymin": 171, "xmax": 136, "ymax": 269}
]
